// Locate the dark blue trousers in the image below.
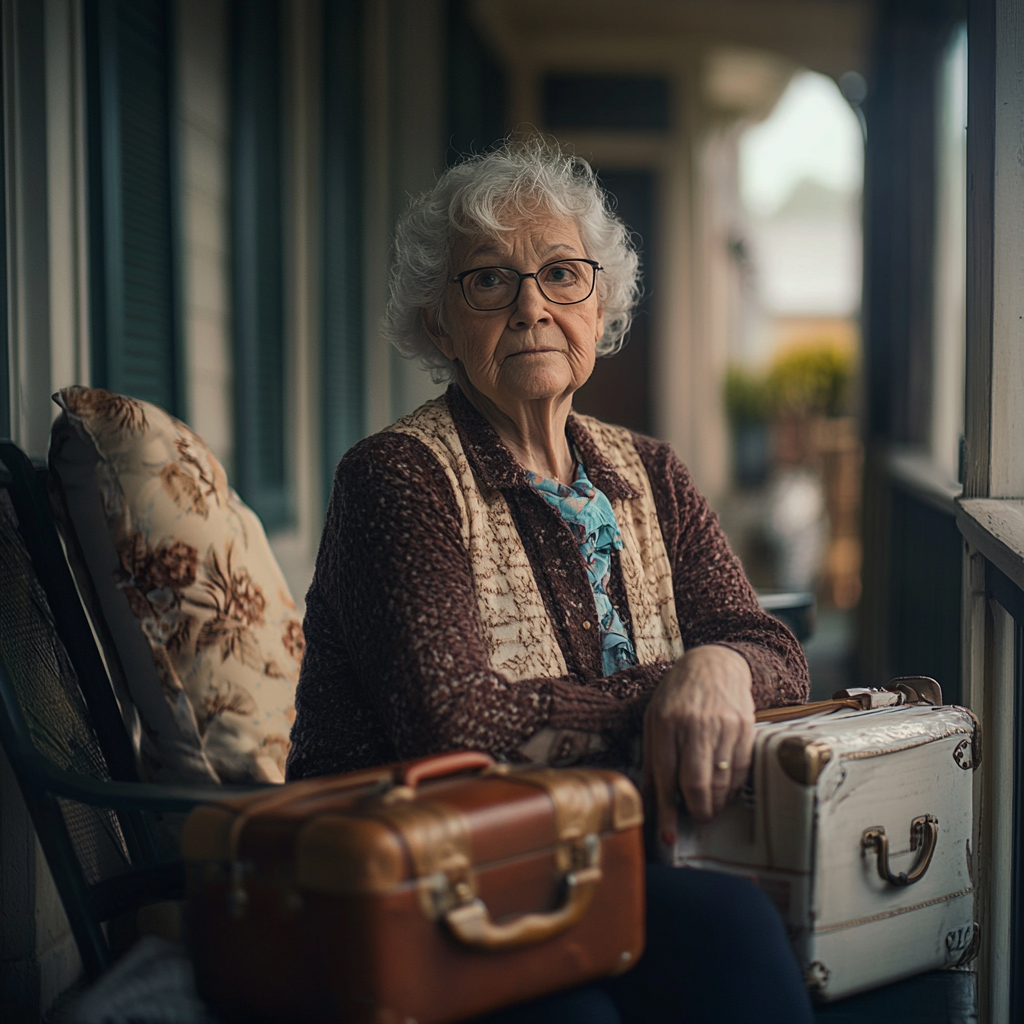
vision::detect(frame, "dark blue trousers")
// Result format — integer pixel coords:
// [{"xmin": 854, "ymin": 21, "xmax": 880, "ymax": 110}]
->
[{"xmin": 476, "ymin": 865, "xmax": 815, "ymax": 1024}]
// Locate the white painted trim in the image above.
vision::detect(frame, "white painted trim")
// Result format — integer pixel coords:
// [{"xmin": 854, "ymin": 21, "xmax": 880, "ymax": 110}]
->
[
  {"xmin": 957, "ymin": 499, "xmax": 1024, "ymax": 596},
  {"xmin": 45, "ymin": 0, "xmax": 90, "ymax": 394},
  {"xmin": 982, "ymin": 600, "xmax": 1015, "ymax": 1023},
  {"xmin": 887, "ymin": 446, "xmax": 962, "ymax": 515}
]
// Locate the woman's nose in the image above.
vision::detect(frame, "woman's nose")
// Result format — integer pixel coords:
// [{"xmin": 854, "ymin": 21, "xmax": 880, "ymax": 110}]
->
[{"xmin": 509, "ymin": 277, "xmax": 551, "ymax": 328}]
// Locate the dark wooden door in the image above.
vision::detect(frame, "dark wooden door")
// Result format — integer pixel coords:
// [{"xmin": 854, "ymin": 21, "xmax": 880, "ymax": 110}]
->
[{"xmin": 572, "ymin": 169, "xmax": 655, "ymax": 435}]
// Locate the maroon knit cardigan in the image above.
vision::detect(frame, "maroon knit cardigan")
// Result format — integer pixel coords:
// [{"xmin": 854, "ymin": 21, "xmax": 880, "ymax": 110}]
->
[{"xmin": 285, "ymin": 385, "xmax": 808, "ymax": 780}]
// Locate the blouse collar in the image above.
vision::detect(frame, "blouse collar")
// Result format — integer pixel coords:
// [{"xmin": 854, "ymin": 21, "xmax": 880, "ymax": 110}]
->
[{"xmin": 444, "ymin": 383, "xmax": 639, "ymax": 501}]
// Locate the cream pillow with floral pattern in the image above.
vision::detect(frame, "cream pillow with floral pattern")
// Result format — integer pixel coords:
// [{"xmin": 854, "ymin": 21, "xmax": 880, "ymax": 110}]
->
[{"xmin": 49, "ymin": 387, "xmax": 301, "ymax": 785}]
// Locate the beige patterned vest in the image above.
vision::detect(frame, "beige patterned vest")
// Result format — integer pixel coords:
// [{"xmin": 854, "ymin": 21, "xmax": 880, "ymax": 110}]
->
[{"xmin": 387, "ymin": 399, "xmax": 683, "ymax": 681}]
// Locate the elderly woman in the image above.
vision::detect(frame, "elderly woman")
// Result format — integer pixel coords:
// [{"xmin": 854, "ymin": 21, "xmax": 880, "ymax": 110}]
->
[{"xmin": 287, "ymin": 140, "xmax": 813, "ymax": 1023}]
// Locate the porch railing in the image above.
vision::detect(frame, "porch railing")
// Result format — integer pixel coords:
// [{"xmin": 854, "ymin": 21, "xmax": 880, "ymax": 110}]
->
[{"xmin": 957, "ymin": 500, "xmax": 1024, "ymax": 1021}]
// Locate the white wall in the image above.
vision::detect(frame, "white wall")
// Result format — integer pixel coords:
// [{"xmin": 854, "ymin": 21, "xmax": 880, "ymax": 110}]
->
[{"xmin": 176, "ymin": 0, "xmax": 233, "ymax": 473}]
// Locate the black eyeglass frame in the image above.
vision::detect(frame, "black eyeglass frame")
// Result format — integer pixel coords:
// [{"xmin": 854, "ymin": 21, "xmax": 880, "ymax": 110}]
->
[{"xmin": 450, "ymin": 258, "xmax": 603, "ymax": 311}]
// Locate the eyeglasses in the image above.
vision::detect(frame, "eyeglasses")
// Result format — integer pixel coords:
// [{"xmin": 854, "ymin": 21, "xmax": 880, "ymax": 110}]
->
[{"xmin": 451, "ymin": 258, "xmax": 602, "ymax": 311}]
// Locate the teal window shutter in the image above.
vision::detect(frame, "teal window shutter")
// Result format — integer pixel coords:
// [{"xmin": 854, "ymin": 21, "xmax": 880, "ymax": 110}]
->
[
  {"xmin": 230, "ymin": 0, "xmax": 290, "ymax": 531},
  {"xmin": 85, "ymin": 0, "xmax": 182, "ymax": 417},
  {"xmin": 0, "ymin": 74, "xmax": 7, "ymax": 439}
]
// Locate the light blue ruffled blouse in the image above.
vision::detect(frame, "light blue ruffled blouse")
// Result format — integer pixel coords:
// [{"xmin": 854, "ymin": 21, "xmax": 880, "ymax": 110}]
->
[{"xmin": 525, "ymin": 461, "xmax": 639, "ymax": 676}]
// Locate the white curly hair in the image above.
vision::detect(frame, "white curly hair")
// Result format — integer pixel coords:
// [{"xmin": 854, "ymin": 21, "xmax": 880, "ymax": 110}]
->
[{"xmin": 382, "ymin": 137, "xmax": 642, "ymax": 382}]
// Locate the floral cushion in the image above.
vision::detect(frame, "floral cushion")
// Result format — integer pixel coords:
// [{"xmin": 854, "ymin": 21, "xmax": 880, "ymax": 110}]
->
[{"xmin": 49, "ymin": 387, "xmax": 301, "ymax": 785}]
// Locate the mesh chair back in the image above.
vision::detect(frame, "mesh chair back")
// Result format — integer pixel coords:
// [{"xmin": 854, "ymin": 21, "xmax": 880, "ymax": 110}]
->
[
  {"xmin": 0, "ymin": 490, "xmax": 132, "ymax": 885},
  {"xmin": 0, "ymin": 443, "xmax": 262, "ymax": 979},
  {"xmin": 0, "ymin": 450, "xmax": 193, "ymax": 979}
]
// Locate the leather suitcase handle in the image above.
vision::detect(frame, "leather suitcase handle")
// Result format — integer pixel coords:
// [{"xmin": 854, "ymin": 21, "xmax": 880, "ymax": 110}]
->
[
  {"xmin": 444, "ymin": 865, "xmax": 601, "ymax": 950},
  {"xmin": 755, "ymin": 699, "xmax": 862, "ymax": 723},
  {"xmin": 401, "ymin": 751, "xmax": 495, "ymax": 789}
]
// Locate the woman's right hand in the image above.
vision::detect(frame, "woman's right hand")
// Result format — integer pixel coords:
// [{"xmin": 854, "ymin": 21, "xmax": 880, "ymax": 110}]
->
[{"xmin": 643, "ymin": 645, "xmax": 755, "ymax": 844}]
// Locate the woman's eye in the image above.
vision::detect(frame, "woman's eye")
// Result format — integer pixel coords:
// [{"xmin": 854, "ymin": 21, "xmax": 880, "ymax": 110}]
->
[
  {"xmin": 473, "ymin": 271, "xmax": 504, "ymax": 289},
  {"xmin": 544, "ymin": 264, "xmax": 578, "ymax": 285}
]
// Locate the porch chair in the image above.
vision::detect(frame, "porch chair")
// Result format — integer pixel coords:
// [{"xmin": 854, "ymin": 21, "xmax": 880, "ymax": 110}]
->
[{"xmin": 0, "ymin": 440, "xmax": 267, "ymax": 981}]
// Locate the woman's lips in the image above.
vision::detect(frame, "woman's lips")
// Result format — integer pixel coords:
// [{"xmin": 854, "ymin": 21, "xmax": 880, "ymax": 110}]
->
[{"xmin": 505, "ymin": 348, "xmax": 561, "ymax": 358}]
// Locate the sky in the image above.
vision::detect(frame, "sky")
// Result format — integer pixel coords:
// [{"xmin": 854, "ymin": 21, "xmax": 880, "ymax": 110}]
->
[{"xmin": 739, "ymin": 70, "xmax": 864, "ymax": 218}]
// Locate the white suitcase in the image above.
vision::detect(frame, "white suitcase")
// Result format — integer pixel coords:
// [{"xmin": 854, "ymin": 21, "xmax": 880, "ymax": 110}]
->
[{"xmin": 670, "ymin": 683, "xmax": 979, "ymax": 1001}]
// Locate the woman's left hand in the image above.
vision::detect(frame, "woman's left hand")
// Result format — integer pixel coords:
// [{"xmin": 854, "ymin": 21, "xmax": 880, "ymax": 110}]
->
[{"xmin": 643, "ymin": 645, "xmax": 755, "ymax": 842}]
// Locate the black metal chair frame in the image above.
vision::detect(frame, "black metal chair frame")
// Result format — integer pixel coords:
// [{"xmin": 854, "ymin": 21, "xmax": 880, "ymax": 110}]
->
[{"xmin": 0, "ymin": 440, "xmax": 267, "ymax": 980}]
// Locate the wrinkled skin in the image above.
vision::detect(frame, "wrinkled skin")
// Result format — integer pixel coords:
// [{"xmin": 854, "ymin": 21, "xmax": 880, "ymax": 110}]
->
[
  {"xmin": 644, "ymin": 645, "xmax": 755, "ymax": 834},
  {"xmin": 424, "ymin": 210, "xmax": 755, "ymax": 825}
]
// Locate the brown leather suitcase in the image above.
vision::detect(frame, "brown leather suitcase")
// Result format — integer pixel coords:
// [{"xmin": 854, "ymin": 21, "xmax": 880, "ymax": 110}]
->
[{"xmin": 183, "ymin": 751, "xmax": 645, "ymax": 1023}]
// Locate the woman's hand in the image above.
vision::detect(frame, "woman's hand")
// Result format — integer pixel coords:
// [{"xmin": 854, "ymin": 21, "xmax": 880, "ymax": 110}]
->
[{"xmin": 643, "ymin": 645, "xmax": 755, "ymax": 841}]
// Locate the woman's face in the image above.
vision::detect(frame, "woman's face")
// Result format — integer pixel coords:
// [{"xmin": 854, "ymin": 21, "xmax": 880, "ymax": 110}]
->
[{"xmin": 424, "ymin": 212, "xmax": 604, "ymax": 413}]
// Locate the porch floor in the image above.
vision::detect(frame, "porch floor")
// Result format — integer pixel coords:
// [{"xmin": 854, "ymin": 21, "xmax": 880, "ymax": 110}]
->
[{"xmin": 813, "ymin": 968, "xmax": 976, "ymax": 1023}]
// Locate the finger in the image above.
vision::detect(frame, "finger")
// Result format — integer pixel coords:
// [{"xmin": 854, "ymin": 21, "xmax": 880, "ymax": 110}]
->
[
  {"xmin": 650, "ymin": 714, "xmax": 682, "ymax": 847},
  {"xmin": 730, "ymin": 714, "xmax": 755, "ymax": 797},
  {"xmin": 679, "ymin": 716, "xmax": 718, "ymax": 823},
  {"xmin": 710, "ymin": 718, "xmax": 740, "ymax": 817}
]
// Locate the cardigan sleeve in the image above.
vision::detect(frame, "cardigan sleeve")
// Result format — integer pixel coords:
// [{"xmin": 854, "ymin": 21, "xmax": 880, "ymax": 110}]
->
[
  {"xmin": 293, "ymin": 431, "xmax": 669, "ymax": 766},
  {"xmin": 633, "ymin": 435, "xmax": 810, "ymax": 709}
]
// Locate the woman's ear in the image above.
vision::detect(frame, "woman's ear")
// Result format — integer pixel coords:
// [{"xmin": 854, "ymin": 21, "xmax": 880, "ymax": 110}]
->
[{"xmin": 422, "ymin": 307, "xmax": 455, "ymax": 361}]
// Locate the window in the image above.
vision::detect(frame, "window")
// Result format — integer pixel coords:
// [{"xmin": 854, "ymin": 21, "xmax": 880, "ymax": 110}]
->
[{"xmin": 85, "ymin": 0, "xmax": 182, "ymax": 416}]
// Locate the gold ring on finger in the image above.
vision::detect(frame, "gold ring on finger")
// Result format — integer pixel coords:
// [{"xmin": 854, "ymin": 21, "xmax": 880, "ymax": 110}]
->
[{"xmin": 715, "ymin": 760, "xmax": 730, "ymax": 772}]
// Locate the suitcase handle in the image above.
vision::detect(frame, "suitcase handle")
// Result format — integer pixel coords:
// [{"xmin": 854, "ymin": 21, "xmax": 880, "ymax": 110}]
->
[
  {"xmin": 755, "ymin": 699, "xmax": 862, "ymax": 723},
  {"xmin": 401, "ymin": 751, "xmax": 495, "ymax": 789},
  {"xmin": 862, "ymin": 814, "xmax": 938, "ymax": 886},
  {"xmin": 444, "ymin": 864, "xmax": 602, "ymax": 950}
]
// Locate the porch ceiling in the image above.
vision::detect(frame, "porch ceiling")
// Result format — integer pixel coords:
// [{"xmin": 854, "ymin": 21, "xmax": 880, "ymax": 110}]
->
[{"xmin": 471, "ymin": 0, "xmax": 872, "ymax": 83}]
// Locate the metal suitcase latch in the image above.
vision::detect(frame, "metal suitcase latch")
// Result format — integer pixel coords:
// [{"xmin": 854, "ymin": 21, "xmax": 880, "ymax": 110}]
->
[
  {"xmin": 862, "ymin": 814, "xmax": 939, "ymax": 886},
  {"xmin": 833, "ymin": 688, "xmax": 906, "ymax": 709},
  {"xmin": 833, "ymin": 677, "xmax": 943, "ymax": 710}
]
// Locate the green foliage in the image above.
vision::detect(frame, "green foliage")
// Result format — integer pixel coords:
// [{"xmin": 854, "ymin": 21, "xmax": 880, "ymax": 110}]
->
[
  {"xmin": 725, "ymin": 343, "xmax": 856, "ymax": 424},
  {"xmin": 724, "ymin": 366, "xmax": 772, "ymax": 424},
  {"xmin": 767, "ymin": 344, "xmax": 855, "ymax": 417}
]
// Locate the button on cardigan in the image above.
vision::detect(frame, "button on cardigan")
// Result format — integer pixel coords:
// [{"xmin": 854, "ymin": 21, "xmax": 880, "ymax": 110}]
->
[{"xmin": 286, "ymin": 385, "xmax": 809, "ymax": 780}]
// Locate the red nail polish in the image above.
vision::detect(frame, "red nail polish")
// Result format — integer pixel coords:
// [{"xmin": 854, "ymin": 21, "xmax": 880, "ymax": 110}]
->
[{"xmin": 661, "ymin": 829, "xmax": 676, "ymax": 846}]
